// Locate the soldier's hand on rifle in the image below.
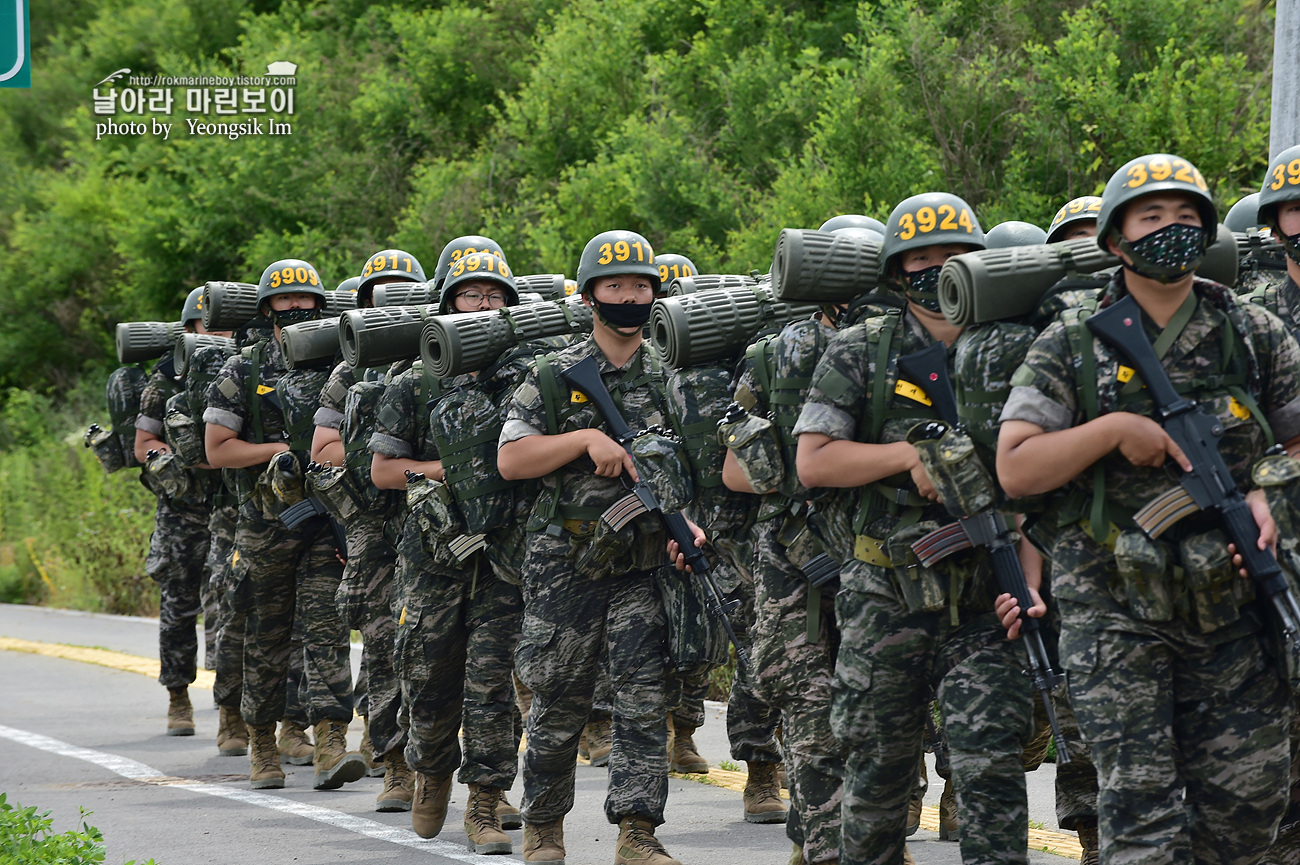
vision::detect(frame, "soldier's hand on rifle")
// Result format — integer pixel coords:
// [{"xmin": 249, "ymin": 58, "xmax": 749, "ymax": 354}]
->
[
  {"xmin": 667, "ymin": 518, "xmax": 707, "ymax": 572},
  {"xmin": 1113, "ymin": 412, "xmax": 1191, "ymax": 471},
  {"xmin": 585, "ymin": 429, "xmax": 639, "ymax": 480},
  {"xmin": 1228, "ymin": 488, "xmax": 1278, "ymax": 577},
  {"xmin": 994, "ymin": 587, "xmax": 1047, "ymax": 641}
]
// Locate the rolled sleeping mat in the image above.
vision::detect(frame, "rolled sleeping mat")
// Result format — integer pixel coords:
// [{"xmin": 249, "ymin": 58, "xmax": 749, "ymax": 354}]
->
[
  {"xmin": 667, "ymin": 274, "xmax": 757, "ymax": 297},
  {"xmin": 1233, "ymin": 229, "xmax": 1287, "ymax": 264},
  {"xmin": 937, "ymin": 237, "xmax": 1118, "ymax": 327},
  {"xmin": 514, "ymin": 273, "xmax": 567, "ymax": 301},
  {"xmin": 116, "ymin": 320, "xmax": 185, "ymax": 364},
  {"xmin": 422, "ymin": 298, "xmax": 594, "ymax": 379},
  {"xmin": 339, "ymin": 305, "xmax": 435, "ymax": 369},
  {"xmin": 280, "ymin": 319, "xmax": 345, "ymax": 370},
  {"xmin": 771, "ymin": 228, "xmax": 882, "ymax": 303},
  {"xmin": 372, "ymin": 282, "xmax": 435, "ymax": 308},
  {"xmin": 1197, "ymin": 223, "xmax": 1237, "ymax": 289},
  {"xmin": 650, "ymin": 283, "xmax": 822, "ymax": 369},
  {"xmin": 323, "ymin": 289, "xmax": 357, "ymax": 316},
  {"xmin": 201, "ymin": 281, "xmax": 260, "ymax": 330},
  {"xmin": 173, "ymin": 333, "xmax": 236, "ymax": 376}
]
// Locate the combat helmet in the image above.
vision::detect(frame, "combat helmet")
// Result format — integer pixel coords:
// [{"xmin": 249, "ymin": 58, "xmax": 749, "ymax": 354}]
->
[
  {"xmin": 1045, "ymin": 196, "xmax": 1102, "ymax": 243},
  {"xmin": 256, "ymin": 258, "xmax": 326, "ymax": 310},
  {"xmin": 1258, "ymin": 145, "xmax": 1300, "ymax": 262},
  {"xmin": 576, "ymin": 230, "xmax": 659, "ymax": 295},
  {"xmin": 438, "ymin": 252, "xmax": 519, "ymax": 314},
  {"xmin": 433, "ymin": 236, "xmax": 506, "ymax": 292},
  {"xmin": 181, "ymin": 287, "xmax": 205, "ymax": 329},
  {"xmin": 819, "ymin": 214, "xmax": 886, "ymax": 235},
  {"xmin": 985, "ymin": 221, "xmax": 1048, "ymax": 249},
  {"xmin": 655, "ymin": 253, "xmax": 697, "ymax": 289},
  {"xmin": 357, "ymin": 250, "xmax": 425, "ymax": 307},
  {"xmin": 1224, "ymin": 193, "xmax": 1264, "ymax": 234}
]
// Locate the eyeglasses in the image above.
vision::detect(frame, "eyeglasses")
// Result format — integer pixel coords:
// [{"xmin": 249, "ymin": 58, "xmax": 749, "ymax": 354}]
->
[{"xmin": 455, "ymin": 291, "xmax": 510, "ymax": 306}]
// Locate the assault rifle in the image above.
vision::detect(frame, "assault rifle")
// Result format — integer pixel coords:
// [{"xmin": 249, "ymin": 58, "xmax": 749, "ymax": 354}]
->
[
  {"xmin": 897, "ymin": 341, "xmax": 1070, "ymax": 764},
  {"xmin": 272, "ymin": 453, "xmax": 349, "ymax": 559},
  {"xmin": 559, "ymin": 356, "xmax": 749, "ymax": 670},
  {"xmin": 1085, "ymin": 295, "xmax": 1300, "ymax": 657}
]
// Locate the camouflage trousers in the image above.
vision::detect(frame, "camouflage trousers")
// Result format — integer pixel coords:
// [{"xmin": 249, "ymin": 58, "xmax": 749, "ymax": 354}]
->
[
  {"xmin": 751, "ymin": 521, "xmax": 844, "ymax": 864},
  {"xmin": 394, "ymin": 560, "xmax": 522, "ymax": 787},
  {"xmin": 835, "ymin": 588, "xmax": 1033, "ymax": 865},
  {"xmin": 200, "ymin": 497, "xmax": 236, "ymax": 670},
  {"xmin": 1260, "ymin": 705, "xmax": 1300, "ymax": 865},
  {"xmin": 234, "ymin": 506, "xmax": 351, "ymax": 728},
  {"xmin": 145, "ymin": 497, "xmax": 211, "ymax": 691},
  {"xmin": 517, "ymin": 539, "xmax": 670, "ymax": 825},
  {"xmin": 669, "ymin": 577, "xmax": 783, "ymax": 764},
  {"xmin": 339, "ymin": 515, "xmax": 403, "ymax": 758},
  {"xmin": 1061, "ymin": 600, "xmax": 1292, "ymax": 865},
  {"xmin": 1049, "ymin": 681, "xmax": 1097, "ymax": 829},
  {"xmin": 207, "ymin": 501, "xmax": 242, "ymax": 707}
]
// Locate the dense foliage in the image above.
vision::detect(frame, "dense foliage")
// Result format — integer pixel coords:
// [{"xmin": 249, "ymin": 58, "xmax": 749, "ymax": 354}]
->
[{"xmin": 0, "ymin": 0, "xmax": 1281, "ymax": 398}]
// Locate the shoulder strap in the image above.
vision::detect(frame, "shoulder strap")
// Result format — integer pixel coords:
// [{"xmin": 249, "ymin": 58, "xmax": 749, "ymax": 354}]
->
[
  {"xmin": 868, "ymin": 309, "xmax": 904, "ymax": 443},
  {"xmin": 246, "ymin": 342, "xmax": 264, "ymax": 445}
]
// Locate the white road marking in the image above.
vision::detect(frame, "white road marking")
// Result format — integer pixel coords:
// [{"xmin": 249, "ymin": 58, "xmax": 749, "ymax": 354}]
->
[{"xmin": 0, "ymin": 724, "xmax": 520, "ymax": 864}]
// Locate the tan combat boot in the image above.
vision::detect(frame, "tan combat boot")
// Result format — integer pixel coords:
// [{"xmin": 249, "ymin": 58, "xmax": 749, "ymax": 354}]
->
[
  {"xmin": 743, "ymin": 761, "xmax": 788, "ymax": 824},
  {"xmin": 217, "ymin": 705, "xmax": 248, "ymax": 756},
  {"xmin": 411, "ymin": 771, "xmax": 453, "ymax": 838},
  {"xmin": 514, "ymin": 673, "xmax": 534, "ymax": 724},
  {"xmin": 497, "ymin": 789, "xmax": 522, "ymax": 830},
  {"xmin": 902, "ymin": 844, "xmax": 916, "ymax": 865},
  {"xmin": 167, "ymin": 687, "xmax": 195, "ymax": 736},
  {"xmin": 464, "ymin": 784, "xmax": 512, "ymax": 855},
  {"xmin": 938, "ymin": 778, "xmax": 958, "ymax": 841},
  {"xmin": 1076, "ymin": 820, "xmax": 1099, "ymax": 865},
  {"xmin": 376, "ymin": 748, "xmax": 413, "ymax": 812},
  {"xmin": 905, "ymin": 793, "xmax": 922, "ymax": 836},
  {"xmin": 666, "ymin": 718, "xmax": 708, "ymax": 774},
  {"xmin": 614, "ymin": 817, "xmax": 681, "ymax": 865},
  {"xmin": 312, "ymin": 719, "xmax": 367, "ymax": 790},
  {"xmin": 248, "ymin": 723, "xmax": 285, "ymax": 789},
  {"xmin": 582, "ymin": 716, "xmax": 612, "ymax": 767},
  {"xmin": 522, "ymin": 819, "xmax": 565, "ymax": 864},
  {"xmin": 787, "ymin": 842, "xmax": 803, "ymax": 865},
  {"xmin": 359, "ymin": 715, "xmax": 383, "ymax": 777},
  {"xmin": 278, "ymin": 718, "xmax": 314, "ymax": 765}
]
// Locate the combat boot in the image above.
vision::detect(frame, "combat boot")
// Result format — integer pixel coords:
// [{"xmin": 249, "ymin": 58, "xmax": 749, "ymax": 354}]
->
[
  {"xmin": 217, "ymin": 705, "xmax": 248, "ymax": 756},
  {"xmin": 411, "ymin": 771, "xmax": 453, "ymax": 838},
  {"xmin": 902, "ymin": 845, "xmax": 916, "ymax": 865},
  {"xmin": 938, "ymin": 778, "xmax": 958, "ymax": 841},
  {"xmin": 497, "ymin": 789, "xmax": 522, "ymax": 830},
  {"xmin": 166, "ymin": 687, "xmax": 195, "ymax": 736},
  {"xmin": 905, "ymin": 792, "xmax": 922, "ymax": 836},
  {"xmin": 787, "ymin": 842, "xmax": 803, "ymax": 865},
  {"xmin": 743, "ymin": 761, "xmax": 788, "ymax": 824},
  {"xmin": 522, "ymin": 819, "xmax": 565, "ymax": 864},
  {"xmin": 582, "ymin": 716, "xmax": 612, "ymax": 767},
  {"xmin": 464, "ymin": 784, "xmax": 512, "ymax": 854},
  {"xmin": 376, "ymin": 748, "xmax": 413, "ymax": 813},
  {"xmin": 312, "ymin": 719, "xmax": 367, "ymax": 790},
  {"xmin": 359, "ymin": 714, "xmax": 383, "ymax": 777},
  {"xmin": 614, "ymin": 816, "xmax": 681, "ymax": 865},
  {"xmin": 278, "ymin": 718, "xmax": 314, "ymax": 765},
  {"xmin": 248, "ymin": 723, "xmax": 285, "ymax": 789},
  {"xmin": 666, "ymin": 718, "xmax": 708, "ymax": 774},
  {"xmin": 1076, "ymin": 820, "xmax": 1099, "ymax": 865}
]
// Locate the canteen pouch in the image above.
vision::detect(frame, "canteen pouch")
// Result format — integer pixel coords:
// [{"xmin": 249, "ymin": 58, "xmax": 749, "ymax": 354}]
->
[
  {"xmin": 85, "ymin": 425, "xmax": 126, "ymax": 474},
  {"xmin": 628, "ymin": 429, "xmax": 693, "ymax": 515},
  {"xmin": 718, "ymin": 409, "xmax": 784, "ymax": 494},
  {"xmin": 485, "ymin": 521, "xmax": 527, "ymax": 586},
  {"xmin": 307, "ymin": 463, "xmax": 363, "ymax": 524},
  {"xmin": 1181, "ymin": 529, "xmax": 1253, "ymax": 634},
  {"xmin": 907, "ymin": 423, "xmax": 995, "ymax": 518},
  {"xmin": 887, "ymin": 520, "xmax": 950, "ymax": 613},
  {"xmin": 1112, "ymin": 529, "xmax": 1174, "ymax": 623},
  {"xmin": 163, "ymin": 407, "xmax": 204, "ymax": 468},
  {"xmin": 570, "ymin": 513, "xmax": 662, "ymax": 581},
  {"xmin": 144, "ymin": 450, "xmax": 194, "ymax": 502},
  {"xmin": 267, "ymin": 451, "xmax": 307, "ymax": 507},
  {"xmin": 406, "ymin": 475, "xmax": 476, "ymax": 568}
]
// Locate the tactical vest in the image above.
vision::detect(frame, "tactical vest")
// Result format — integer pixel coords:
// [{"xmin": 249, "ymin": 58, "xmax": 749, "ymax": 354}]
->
[
  {"xmin": 104, "ymin": 364, "xmax": 149, "ymax": 470},
  {"xmin": 339, "ymin": 368, "xmax": 397, "ymax": 516}
]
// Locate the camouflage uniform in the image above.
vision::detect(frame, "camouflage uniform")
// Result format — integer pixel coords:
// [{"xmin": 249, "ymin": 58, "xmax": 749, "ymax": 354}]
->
[
  {"xmin": 1001, "ymin": 274, "xmax": 1300, "ymax": 865},
  {"xmin": 204, "ymin": 337, "xmax": 352, "ymax": 728},
  {"xmin": 137, "ymin": 362, "xmax": 213, "ymax": 691},
  {"xmin": 795, "ymin": 309, "xmax": 1035, "ymax": 865},
  {"xmin": 729, "ymin": 316, "xmax": 846, "ymax": 863},
  {"xmin": 315, "ymin": 360, "xmax": 403, "ymax": 759},
  {"xmin": 369, "ymin": 360, "xmax": 522, "ymax": 788},
  {"xmin": 501, "ymin": 335, "xmax": 678, "ymax": 826}
]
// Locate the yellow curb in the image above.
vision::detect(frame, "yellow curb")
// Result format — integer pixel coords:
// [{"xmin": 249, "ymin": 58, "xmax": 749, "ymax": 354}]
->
[{"xmin": 0, "ymin": 637, "xmax": 215, "ymax": 691}]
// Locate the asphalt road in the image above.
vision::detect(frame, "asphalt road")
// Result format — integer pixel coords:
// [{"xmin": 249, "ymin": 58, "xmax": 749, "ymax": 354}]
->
[{"xmin": 0, "ymin": 603, "xmax": 1076, "ymax": 865}]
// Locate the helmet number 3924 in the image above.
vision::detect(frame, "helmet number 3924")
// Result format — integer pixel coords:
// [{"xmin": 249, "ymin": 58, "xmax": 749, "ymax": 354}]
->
[{"xmin": 897, "ymin": 205, "xmax": 975, "ymax": 241}]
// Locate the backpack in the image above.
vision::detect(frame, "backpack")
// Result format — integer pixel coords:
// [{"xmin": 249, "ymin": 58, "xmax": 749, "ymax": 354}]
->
[
  {"xmin": 98, "ymin": 364, "xmax": 149, "ymax": 471},
  {"xmin": 339, "ymin": 374, "xmax": 397, "ymax": 515}
]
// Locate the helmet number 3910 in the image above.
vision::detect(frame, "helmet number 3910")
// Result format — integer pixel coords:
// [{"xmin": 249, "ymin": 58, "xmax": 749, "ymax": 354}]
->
[{"xmin": 897, "ymin": 205, "xmax": 975, "ymax": 241}]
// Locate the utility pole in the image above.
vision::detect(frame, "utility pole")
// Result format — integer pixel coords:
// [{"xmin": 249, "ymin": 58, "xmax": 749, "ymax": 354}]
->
[{"xmin": 1272, "ymin": 0, "xmax": 1299, "ymax": 158}]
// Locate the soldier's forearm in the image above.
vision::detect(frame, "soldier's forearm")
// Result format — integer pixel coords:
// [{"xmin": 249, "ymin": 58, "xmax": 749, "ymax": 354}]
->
[
  {"xmin": 204, "ymin": 425, "xmax": 288, "ymax": 469},
  {"xmin": 997, "ymin": 416, "xmax": 1125, "ymax": 498},
  {"xmin": 134, "ymin": 429, "xmax": 168, "ymax": 464},
  {"xmin": 498, "ymin": 431, "xmax": 598, "ymax": 481},
  {"xmin": 371, "ymin": 452, "xmax": 442, "ymax": 489},
  {"xmin": 796, "ymin": 434, "xmax": 916, "ymax": 489},
  {"xmin": 310, "ymin": 426, "xmax": 345, "ymax": 466}
]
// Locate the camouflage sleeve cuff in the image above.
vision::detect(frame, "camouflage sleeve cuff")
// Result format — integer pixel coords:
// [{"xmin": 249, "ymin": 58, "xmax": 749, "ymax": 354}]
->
[
  {"xmin": 134, "ymin": 415, "xmax": 163, "ymax": 436},
  {"xmin": 368, "ymin": 432, "xmax": 412, "ymax": 459},
  {"xmin": 499, "ymin": 418, "xmax": 544, "ymax": 446},
  {"xmin": 1267, "ymin": 393, "xmax": 1300, "ymax": 444},
  {"xmin": 313, "ymin": 407, "xmax": 344, "ymax": 430},
  {"xmin": 1000, "ymin": 386, "xmax": 1073, "ymax": 432},
  {"xmin": 203, "ymin": 407, "xmax": 243, "ymax": 433},
  {"xmin": 792, "ymin": 402, "xmax": 856, "ymax": 441}
]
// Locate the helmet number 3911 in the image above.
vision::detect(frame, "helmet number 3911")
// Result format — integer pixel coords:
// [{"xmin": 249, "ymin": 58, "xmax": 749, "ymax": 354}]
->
[
  {"xmin": 596, "ymin": 239, "xmax": 653, "ymax": 265},
  {"xmin": 897, "ymin": 205, "xmax": 975, "ymax": 241}
]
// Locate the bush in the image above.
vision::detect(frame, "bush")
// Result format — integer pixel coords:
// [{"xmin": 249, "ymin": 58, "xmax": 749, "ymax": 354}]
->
[{"xmin": 0, "ymin": 792, "xmax": 155, "ymax": 864}]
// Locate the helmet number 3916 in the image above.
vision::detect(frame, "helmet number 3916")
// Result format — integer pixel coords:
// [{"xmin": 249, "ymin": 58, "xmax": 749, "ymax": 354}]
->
[{"xmin": 897, "ymin": 205, "xmax": 975, "ymax": 241}]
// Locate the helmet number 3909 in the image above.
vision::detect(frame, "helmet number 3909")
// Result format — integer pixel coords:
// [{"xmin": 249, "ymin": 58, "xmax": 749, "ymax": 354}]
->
[
  {"xmin": 897, "ymin": 205, "xmax": 974, "ymax": 241},
  {"xmin": 596, "ymin": 240, "xmax": 652, "ymax": 265},
  {"xmin": 1124, "ymin": 157, "xmax": 1208, "ymax": 192},
  {"xmin": 1269, "ymin": 159, "xmax": 1300, "ymax": 191},
  {"xmin": 268, "ymin": 266, "xmax": 320, "ymax": 289}
]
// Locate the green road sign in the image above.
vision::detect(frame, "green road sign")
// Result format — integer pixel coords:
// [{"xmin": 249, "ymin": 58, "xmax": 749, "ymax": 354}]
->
[{"xmin": 1, "ymin": 0, "xmax": 30, "ymax": 88}]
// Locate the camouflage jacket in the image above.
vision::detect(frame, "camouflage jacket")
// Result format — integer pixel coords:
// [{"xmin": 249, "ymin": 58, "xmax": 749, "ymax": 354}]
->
[
  {"xmin": 313, "ymin": 360, "xmax": 358, "ymax": 431},
  {"xmin": 1240, "ymin": 274, "xmax": 1300, "ymax": 338},
  {"xmin": 1000, "ymin": 273, "xmax": 1300, "ymax": 609},
  {"xmin": 139, "ymin": 359, "xmax": 214, "ymax": 513},
  {"xmin": 204, "ymin": 336, "xmax": 291, "ymax": 443}
]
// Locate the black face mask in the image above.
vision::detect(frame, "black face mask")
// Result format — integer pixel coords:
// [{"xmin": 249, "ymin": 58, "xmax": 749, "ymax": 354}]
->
[
  {"xmin": 592, "ymin": 298, "xmax": 653, "ymax": 330},
  {"xmin": 269, "ymin": 306, "xmax": 322, "ymax": 328},
  {"xmin": 1118, "ymin": 222, "xmax": 1207, "ymax": 283},
  {"xmin": 904, "ymin": 265, "xmax": 943, "ymax": 313},
  {"xmin": 1282, "ymin": 230, "xmax": 1300, "ymax": 267}
]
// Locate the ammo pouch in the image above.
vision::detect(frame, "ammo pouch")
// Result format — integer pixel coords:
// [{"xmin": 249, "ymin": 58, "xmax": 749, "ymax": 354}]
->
[
  {"xmin": 907, "ymin": 422, "xmax": 995, "ymax": 518},
  {"xmin": 628, "ymin": 428, "xmax": 693, "ymax": 515},
  {"xmin": 1111, "ymin": 530, "xmax": 1175, "ymax": 623},
  {"xmin": 267, "ymin": 451, "xmax": 307, "ymax": 508},
  {"xmin": 306, "ymin": 463, "xmax": 363, "ymax": 524},
  {"xmin": 778, "ymin": 512, "xmax": 837, "ymax": 589},
  {"xmin": 1181, "ymin": 529, "xmax": 1254, "ymax": 634},
  {"xmin": 144, "ymin": 450, "xmax": 194, "ymax": 502},
  {"xmin": 887, "ymin": 520, "xmax": 951, "ymax": 613},
  {"xmin": 163, "ymin": 391, "xmax": 204, "ymax": 468},
  {"xmin": 569, "ymin": 512, "xmax": 664, "ymax": 581},
  {"xmin": 485, "ymin": 521, "xmax": 527, "ymax": 586},
  {"xmin": 84, "ymin": 424, "xmax": 126, "ymax": 474},
  {"xmin": 654, "ymin": 567, "xmax": 729, "ymax": 671},
  {"xmin": 718, "ymin": 408, "xmax": 784, "ymax": 495},
  {"xmin": 406, "ymin": 474, "xmax": 482, "ymax": 567}
]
